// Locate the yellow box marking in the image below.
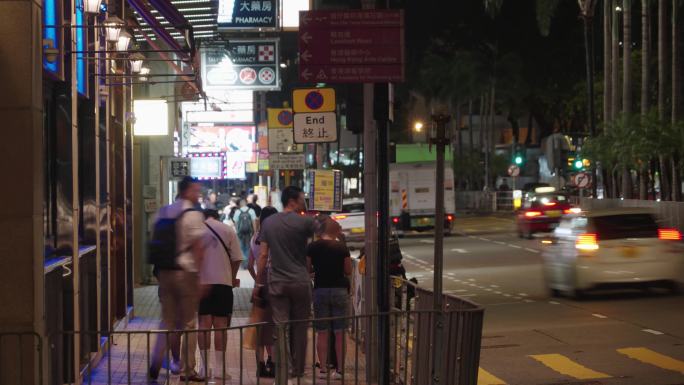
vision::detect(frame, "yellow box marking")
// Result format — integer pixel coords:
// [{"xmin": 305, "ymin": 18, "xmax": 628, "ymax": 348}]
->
[
  {"xmin": 478, "ymin": 368, "xmax": 506, "ymax": 385},
  {"xmin": 618, "ymin": 347, "xmax": 684, "ymax": 375},
  {"xmin": 529, "ymin": 354, "xmax": 612, "ymax": 380}
]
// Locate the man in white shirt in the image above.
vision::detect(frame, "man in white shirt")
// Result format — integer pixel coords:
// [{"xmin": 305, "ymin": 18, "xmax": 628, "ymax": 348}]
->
[
  {"xmin": 149, "ymin": 177, "xmax": 207, "ymax": 382},
  {"xmin": 197, "ymin": 209, "xmax": 243, "ymax": 379}
]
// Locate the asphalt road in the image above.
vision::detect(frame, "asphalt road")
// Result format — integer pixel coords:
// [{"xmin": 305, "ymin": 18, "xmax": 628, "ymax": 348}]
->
[{"xmin": 399, "ymin": 215, "xmax": 684, "ymax": 385}]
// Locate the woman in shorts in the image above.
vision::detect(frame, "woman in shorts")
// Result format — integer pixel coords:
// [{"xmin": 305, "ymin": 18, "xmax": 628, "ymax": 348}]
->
[{"xmin": 307, "ymin": 216, "xmax": 352, "ymax": 380}]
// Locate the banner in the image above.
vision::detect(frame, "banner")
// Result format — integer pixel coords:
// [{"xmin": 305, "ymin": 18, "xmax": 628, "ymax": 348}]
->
[{"xmin": 308, "ymin": 169, "xmax": 343, "ymax": 211}]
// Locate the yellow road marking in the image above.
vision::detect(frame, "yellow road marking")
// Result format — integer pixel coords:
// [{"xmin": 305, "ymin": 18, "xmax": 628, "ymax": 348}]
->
[
  {"xmin": 618, "ymin": 347, "xmax": 684, "ymax": 375},
  {"xmin": 478, "ymin": 368, "xmax": 507, "ymax": 385},
  {"xmin": 529, "ymin": 354, "xmax": 612, "ymax": 380}
]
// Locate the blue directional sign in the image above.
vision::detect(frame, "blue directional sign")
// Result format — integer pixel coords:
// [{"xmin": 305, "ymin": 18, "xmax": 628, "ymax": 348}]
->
[{"xmin": 217, "ymin": 0, "xmax": 278, "ymax": 30}]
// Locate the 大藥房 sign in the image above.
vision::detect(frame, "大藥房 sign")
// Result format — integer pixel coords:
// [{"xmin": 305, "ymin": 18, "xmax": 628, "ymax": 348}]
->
[
  {"xmin": 201, "ymin": 39, "xmax": 280, "ymax": 91},
  {"xmin": 298, "ymin": 10, "xmax": 405, "ymax": 83},
  {"xmin": 308, "ymin": 169, "xmax": 343, "ymax": 212},
  {"xmin": 218, "ymin": 0, "xmax": 278, "ymax": 30}
]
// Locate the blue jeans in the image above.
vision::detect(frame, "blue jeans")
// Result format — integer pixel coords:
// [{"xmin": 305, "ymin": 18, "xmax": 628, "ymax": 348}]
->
[{"xmin": 313, "ymin": 288, "xmax": 348, "ymax": 331}]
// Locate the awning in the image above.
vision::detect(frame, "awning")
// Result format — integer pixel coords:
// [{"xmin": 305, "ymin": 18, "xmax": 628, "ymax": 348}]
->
[{"xmin": 127, "ymin": 0, "xmax": 193, "ymax": 60}]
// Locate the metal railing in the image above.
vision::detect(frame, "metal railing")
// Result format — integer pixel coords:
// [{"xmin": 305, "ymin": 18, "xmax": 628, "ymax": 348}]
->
[{"xmin": 1, "ymin": 282, "xmax": 484, "ymax": 385}]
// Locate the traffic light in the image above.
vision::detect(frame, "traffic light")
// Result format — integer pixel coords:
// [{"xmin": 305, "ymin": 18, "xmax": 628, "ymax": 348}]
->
[
  {"xmin": 514, "ymin": 155, "xmax": 524, "ymax": 165},
  {"xmin": 512, "ymin": 145, "xmax": 526, "ymax": 166},
  {"xmin": 568, "ymin": 154, "xmax": 590, "ymax": 171},
  {"xmin": 573, "ymin": 159, "xmax": 584, "ymax": 170}
]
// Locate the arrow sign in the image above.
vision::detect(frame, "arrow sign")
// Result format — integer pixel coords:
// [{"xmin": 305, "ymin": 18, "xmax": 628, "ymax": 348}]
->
[
  {"xmin": 301, "ymin": 31, "xmax": 312, "ymax": 44},
  {"xmin": 300, "ymin": 50, "xmax": 312, "ymax": 62},
  {"xmin": 301, "ymin": 68, "xmax": 312, "ymax": 80}
]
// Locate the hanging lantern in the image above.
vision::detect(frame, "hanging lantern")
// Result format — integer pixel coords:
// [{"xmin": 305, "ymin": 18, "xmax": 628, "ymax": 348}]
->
[
  {"xmin": 83, "ymin": 0, "xmax": 101, "ymax": 15},
  {"xmin": 103, "ymin": 16, "xmax": 125, "ymax": 43},
  {"xmin": 116, "ymin": 30, "xmax": 132, "ymax": 52},
  {"xmin": 139, "ymin": 66, "xmax": 150, "ymax": 82},
  {"xmin": 129, "ymin": 53, "xmax": 145, "ymax": 73}
]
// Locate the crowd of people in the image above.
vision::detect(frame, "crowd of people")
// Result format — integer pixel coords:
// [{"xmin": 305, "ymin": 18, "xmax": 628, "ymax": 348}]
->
[{"xmin": 147, "ymin": 177, "xmax": 352, "ymax": 383}]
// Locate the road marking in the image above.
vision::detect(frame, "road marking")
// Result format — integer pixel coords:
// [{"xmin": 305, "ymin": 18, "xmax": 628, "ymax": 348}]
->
[
  {"xmin": 617, "ymin": 347, "xmax": 684, "ymax": 375},
  {"xmin": 518, "ymin": 293, "xmax": 528, "ymax": 297},
  {"xmin": 525, "ymin": 248, "xmax": 541, "ymax": 253},
  {"xmin": 484, "ymin": 288, "xmax": 493, "ymax": 291},
  {"xmin": 490, "ymin": 285, "xmax": 499, "ymax": 288},
  {"xmin": 529, "ymin": 354, "xmax": 612, "ymax": 379},
  {"xmin": 494, "ymin": 291, "xmax": 502, "ymax": 294},
  {"xmin": 592, "ymin": 313, "xmax": 608, "ymax": 319},
  {"xmin": 642, "ymin": 329, "xmax": 665, "ymax": 335},
  {"xmin": 524, "ymin": 299, "xmax": 535, "ymax": 303},
  {"xmin": 479, "ymin": 237, "xmax": 491, "ymax": 241},
  {"xmin": 493, "ymin": 241, "xmax": 506, "ymax": 245},
  {"xmin": 468, "ymin": 235, "xmax": 477, "ymax": 239},
  {"xmin": 508, "ymin": 244, "xmax": 522, "ymax": 249},
  {"xmin": 503, "ymin": 294, "xmax": 512, "ymax": 297},
  {"xmin": 549, "ymin": 301, "xmax": 561, "ymax": 305},
  {"xmin": 478, "ymin": 368, "xmax": 507, "ymax": 385},
  {"xmin": 468, "ymin": 278, "xmax": 476, "ymax": 281},
  {"xmin": 447, "ymin": 272, "xmax": 455, "ymax": 276},
  {"xmin": 420, "ymin": 239, "xmax": 435, "ymax": 244},
  {"xmin": 451, "ymin": 248, "xmax": 467, "ymax": 253}
]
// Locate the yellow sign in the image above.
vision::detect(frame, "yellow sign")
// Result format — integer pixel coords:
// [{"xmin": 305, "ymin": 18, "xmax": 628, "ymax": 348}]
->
[
  {"xmin": 309, "ymin": 169, "xmax": 343, "ymax": 211},
  {"xmin": 292, "ymin": 88, "xmax": 336, "ymax": 113},
  {"xmin": 245, "ymin": 162, "xmax": 258, "ymax": 173},
  {"xmin": 267, "ymin": 108, "xmax": 294, "ymax": 129}
]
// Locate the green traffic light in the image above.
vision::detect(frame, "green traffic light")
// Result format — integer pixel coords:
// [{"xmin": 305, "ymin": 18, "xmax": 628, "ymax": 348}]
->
[
  {"xmin": 574, "ymin": 159, "xmax": 584, "ymax": 169},
  {"xmin": 514, "ymin": 155, "xmax": 523, "ymax": 165}
]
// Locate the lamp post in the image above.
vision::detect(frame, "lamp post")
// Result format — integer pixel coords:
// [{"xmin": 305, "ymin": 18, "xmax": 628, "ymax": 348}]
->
[
  {"xmin": 103, "ymin": 15, "xmax": 125, "ymax": 42},
  {"xmin": 129, "ymin": 53, "xmax": 145, "ymax": 73},
  {"xmin": 82, "ymin": 0, "xmax": 101, "ymax": 14},
  {"xmin": 116, "ymin": 30, "xmax": 132, "ymax": 52},
  {"xmin": 139, "ymin": 66, "xmax": 150, "ymax": 82}
]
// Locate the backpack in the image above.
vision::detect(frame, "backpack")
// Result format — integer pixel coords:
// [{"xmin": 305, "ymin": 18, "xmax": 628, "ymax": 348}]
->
[
  {"xmin": 236, "ymin": 209, "xmax": 254, "ymax": 237},
  {"xmin": 148, "ymin": 208, "xmax": 196, "ymax": 270}
]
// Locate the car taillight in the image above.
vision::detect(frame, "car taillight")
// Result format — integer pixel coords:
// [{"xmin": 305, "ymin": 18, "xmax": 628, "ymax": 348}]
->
[
  {"xmin": 564, "ymin": 207, "xmax": 582, "ymax": 215},
  {"xmin": 658, "ymin": 228, "xmax": 682, "ymax": 240},
  {"xmin": 525, "ymin": 211, "xmax": 543, "ymax": 218},
  {"xmin": 544, "ymin": 202, "xmax": 557, "ymax": 207},
  {"xmin": 447, "ymin": 214, "xmax": 454, "ymax": 221},
  {"xmin": 392, "ymin": 217, "xmax": 400, "ymax": 224},
  {"xmin": 576, "ymin": 233, "xmax": 599, "ymax": 250}
]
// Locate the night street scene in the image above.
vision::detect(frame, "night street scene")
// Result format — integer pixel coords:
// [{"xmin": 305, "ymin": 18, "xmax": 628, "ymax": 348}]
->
[{"xmin": 3, "ymin": 0, "xmax": 684, "ymax": 384}]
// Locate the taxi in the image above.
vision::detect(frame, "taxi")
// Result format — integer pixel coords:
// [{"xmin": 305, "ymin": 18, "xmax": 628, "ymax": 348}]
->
[{"xmin": 516, "ymin": 188, "xmax": 577, "ymax": 238}]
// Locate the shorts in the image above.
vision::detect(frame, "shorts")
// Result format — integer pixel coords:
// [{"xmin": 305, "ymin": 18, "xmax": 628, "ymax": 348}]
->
[
  {"xmin": 198, "ymin": 284, "xmax": 234, "ymax": 317},
  {"xmin": 313, "ymin": 288, "xmax": 348, "ymax": 331}
]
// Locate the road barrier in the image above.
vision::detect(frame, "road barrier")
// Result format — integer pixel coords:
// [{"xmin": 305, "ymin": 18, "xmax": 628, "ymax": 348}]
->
[{"xmin": 456, "ymin": 191, "xmax": 516, "ymax": 213}]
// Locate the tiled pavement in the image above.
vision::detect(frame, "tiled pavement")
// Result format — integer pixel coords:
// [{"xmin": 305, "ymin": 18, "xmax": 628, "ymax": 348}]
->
[{"xmin": 86, "ymin": 282, "xmax": 370, "ymax": 385}]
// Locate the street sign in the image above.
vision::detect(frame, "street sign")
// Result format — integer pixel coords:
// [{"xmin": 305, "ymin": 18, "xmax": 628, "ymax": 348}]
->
[
  {"xmin": 267, "ymin": 108, "xmax": 294, "ymax": 128},
  {"xmin": 573, "ymin": 172, "xmax": 592, "ymax": 189},
  {"xmin": 298, "ymin": 10, "xmax": 405, "ymax": 83},
  {"xmin": 268, "ymin": 128, "xmax": 302, "ymax": 153},
  {"xmin": 269, "ymin": 153, "xmax": 306, "ymax": 170},
  {"xmin": 217, "ymin": 0, "xmax": 278, "ymax": 30},
  {"xmin": 308, "ymin": 169, "xmax": 343, "ymax": 211},
  {"xmin": 292, "ymin": 88, "xmax": 336, "ymax": 113},
  {"xmin": 169, "ymin": 158, "xmax": 190, "ymax": 178},
  {"xmin": 293, "ymin": 112, "xmax": 338, "ymax": 143},
  {"xmin": 201, "ymin": 39, "xmax": 280, "ymax": 91},
  {"xmin": 507, "ymin": 165, "xmax": 520, "ymax": 177}
]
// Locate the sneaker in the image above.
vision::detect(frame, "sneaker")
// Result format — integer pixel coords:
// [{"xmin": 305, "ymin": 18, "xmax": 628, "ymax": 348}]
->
[
  {"xmin": 169, "ymin": 360, "xmax": 181, "ymax": 375},
  {"xmin": 179, "ymin": 371, "xmax": 206, "ymax": 382},
  {"xmin": 332, "ymin": 371, "xmax": 343, "ymax": 381},
  {"xmin": 318, "ymin": 370, "xmax": 329, "ymax": 379}
]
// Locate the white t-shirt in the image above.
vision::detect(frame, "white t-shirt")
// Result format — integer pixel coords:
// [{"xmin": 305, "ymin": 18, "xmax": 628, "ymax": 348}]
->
[
  {"xmin": 200, "ymin": 218, "xmax": 244, "ymax": 285},
  {"xmin": 156, "ymin": 199, "xmax": 206, "ymax": 272}
]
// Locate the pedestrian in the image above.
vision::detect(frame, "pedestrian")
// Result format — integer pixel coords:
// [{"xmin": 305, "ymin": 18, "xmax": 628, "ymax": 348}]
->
[
  {"xmin": 247, "ymin": 193, "xmax": 263, "ymax": 218},
  {"xmin": 307, "ymin": 216, "xmax": 352, "ymax": 380},
  {"xmin": 254, "ymin": 186, "xmax": 315, "ymax": 382},
  {"xmin": 225, "ymin": 198, "xmax": 239, "ymax": 225},
  {"xmin": 196, "ymin": 208, "xmax": 244, "ymax": 380},
  {"xmin": 247, "ymin": 206, "xmax": 279, "ymax": 378},
  {"xmin": 149, "ymin": 176, "xmax": 206, "ymax": 382},
  {"xmin": 233, "ymin": 198, "xmax": 257, "ymax": 269}
]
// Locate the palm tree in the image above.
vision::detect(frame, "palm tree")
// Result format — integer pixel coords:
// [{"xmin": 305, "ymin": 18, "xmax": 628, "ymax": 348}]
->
[
  {"xmin": 622, "ymin": 0, "xmax": 634, "ymax": 198},
  {"xmin": 671, "ymin": 1, "xmax": 680, "ymax": 200},
  {"xmin": 604, "ymin": 0, "xmax": 613, "ymax": 125},
  {"xmin": 658, "ymin": 0, "xmax": 670, "ymax": 199},
  {"xmin": 640, "ymin": 0, "xmax": 650, "ymax": 199}
]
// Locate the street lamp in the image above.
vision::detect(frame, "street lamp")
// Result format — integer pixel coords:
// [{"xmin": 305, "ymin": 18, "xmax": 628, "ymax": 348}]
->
[
  {"xmin": 413, "ymin": 121, "xmax": 424, "ymax": 132},
  {"xmin": 83, "ymin": 0, "xmax": 102, "ymax": 15},
  {"xmin": 103, "ymin": 16, "xmax": 125, "ymax": 42},
  {"xmin": 116, "ymin": 30, "xmax": 132, "ymax": 52},
  {"xmin": 139, "ymin": 66, "xmax": 150, "ymax": 81},
  {"xmin": 129, "ymin": 53, "xmax": 145, "ymax": 73}
]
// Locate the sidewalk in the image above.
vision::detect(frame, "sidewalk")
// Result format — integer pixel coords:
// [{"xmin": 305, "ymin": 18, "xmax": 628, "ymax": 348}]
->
[{"xmin": 86, "ymin": 275, "xmax": 370, "ymax": 385}]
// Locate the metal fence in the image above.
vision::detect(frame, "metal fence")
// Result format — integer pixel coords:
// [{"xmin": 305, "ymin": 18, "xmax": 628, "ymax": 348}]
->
[
  {"xmin": 580, "ymin": 198, "xmax": 684, "ymax": 231},
  {"xmin": 1, "ymin": 284, "xmax": 484, "ymax": 385}
]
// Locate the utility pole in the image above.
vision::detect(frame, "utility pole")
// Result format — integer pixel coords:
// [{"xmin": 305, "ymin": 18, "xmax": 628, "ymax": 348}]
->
[{"xmin": 431, "ymin": 112, "xmax": 449, "ymax": 385}]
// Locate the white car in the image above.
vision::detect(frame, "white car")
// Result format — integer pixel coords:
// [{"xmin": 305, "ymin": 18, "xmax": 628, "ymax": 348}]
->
[
  {"xmin": 542, "ymin": 208, "xmax": 684, "ymax": 298},
  {"xmin": 333, "ymin": 198, "xmax": 365, "ymax": 249}
]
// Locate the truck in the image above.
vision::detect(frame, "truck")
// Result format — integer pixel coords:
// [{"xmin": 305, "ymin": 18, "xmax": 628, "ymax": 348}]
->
[{"xmin": 389, "ymin": 162, "xmax": 456, "ymax": 235}]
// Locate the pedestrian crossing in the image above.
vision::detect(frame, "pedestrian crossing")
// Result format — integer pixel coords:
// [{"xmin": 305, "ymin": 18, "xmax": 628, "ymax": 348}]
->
[{"xmin": 477, "ymin": 347, "xmax": 684, "ymax": 385}]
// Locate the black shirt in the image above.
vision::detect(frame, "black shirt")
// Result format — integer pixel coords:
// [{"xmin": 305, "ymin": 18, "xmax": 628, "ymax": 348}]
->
[
  {"xmin": 307, "ymin": 239, "xmax": 350, "ymax": 289},
  {"xmin": 248, "ymin": 203, "xmax": 262, "ymax": 218}
]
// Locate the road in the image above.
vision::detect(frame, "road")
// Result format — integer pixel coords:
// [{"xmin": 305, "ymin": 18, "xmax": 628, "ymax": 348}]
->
[{"xmin": 399, "ymin": 215, "xmax": 684, "ymax": 385}]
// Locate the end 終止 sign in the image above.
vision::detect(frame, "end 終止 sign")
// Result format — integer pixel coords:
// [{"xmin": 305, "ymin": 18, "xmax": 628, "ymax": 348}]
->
[{"xmin": 292, "ymin": 88, "xmax": 338, "ymax": 143}]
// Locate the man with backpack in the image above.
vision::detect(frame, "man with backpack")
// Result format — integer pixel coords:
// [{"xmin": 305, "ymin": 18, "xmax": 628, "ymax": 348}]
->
[
  {"xmin": 232, "ymin": 198, "xmax": 256, "ymax": 269},
  {"xmin": 149, "ymin": 176, "xmax": 207, "ymax": 382}
]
